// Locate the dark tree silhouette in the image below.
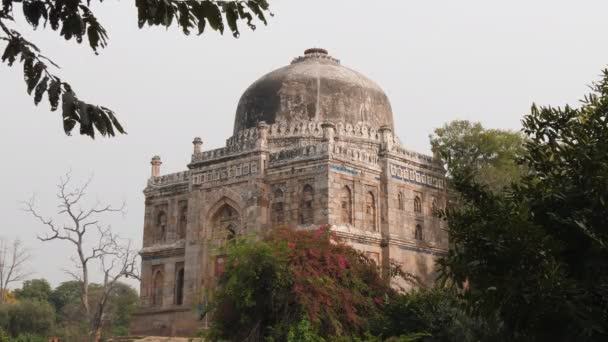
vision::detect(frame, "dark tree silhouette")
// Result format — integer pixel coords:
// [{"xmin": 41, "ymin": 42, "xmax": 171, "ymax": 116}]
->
[{"xmin": 0, "ymin": 0, "xmax": 271, "ymax": 138}]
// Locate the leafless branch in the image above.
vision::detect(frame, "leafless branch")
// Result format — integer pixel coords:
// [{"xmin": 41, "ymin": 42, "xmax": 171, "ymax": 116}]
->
[
  {"xmin": 24, "ymin": 172, "xmax": 138, "ymax": 341},
  {"xmin": 0, "ymin": 238, "xmax": 32, "ymax": 303}
]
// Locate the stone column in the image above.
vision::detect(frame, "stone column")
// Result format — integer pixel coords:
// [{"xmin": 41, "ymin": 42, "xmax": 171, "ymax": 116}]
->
[
  {"xmin": 151, "ymin": 156, "xmax": 162, "ymax": 177},
  {"xmin": 378, "ymin": 126, "xmax": 393, "ymax": 152},
  {"xmin": 257, "ymin": 121, "xmax": 270, "ymax": 178},
  {"xmin": 256, "ymin": 121, "xmax": 269, "ymax": 149},
  {"xmin": 321, "ymin": 122, "xmax": 336, "ymax": 142}
]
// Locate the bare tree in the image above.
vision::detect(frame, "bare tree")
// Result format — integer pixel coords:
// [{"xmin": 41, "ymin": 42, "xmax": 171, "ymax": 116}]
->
[
  {"xmin": 0, "ymin": 238, "xmax": 31, "ymax": 303},
  {"xmin": 24, "ymin": 172, "xmax": 139, "ymax": 342}
]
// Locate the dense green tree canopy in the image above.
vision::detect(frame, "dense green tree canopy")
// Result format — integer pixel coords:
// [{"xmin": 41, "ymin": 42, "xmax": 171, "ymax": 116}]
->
[
  {"xmin": 0, "ymin": 300, "xmax": 55, "ymax": 337},
  {"xmin": 430, "ymin": 120, "xmax": 525, "ymax": 192},
  {"xmin": 97, "ymin": 282, "xmax": 138, "ymax": 337},
  {"xmin": 373, "ymin": 288, "xmax": 501, "ymax": 342},
  {"xmin": 48, "ymin": 280, "xmax": 138, "ymax": 339},
  {"xmin": 0, "ymin": 279, "xmax": 138, "ymax": 341},
  {"xmin": 438, "ymin": 70, "xmax": 608, "ymax": 341},
  {"xmin": 0, "ymin": 0, "xmax": 271, "ymax": 138},
  {"xmin": 13, "ymin": 279, "xmax": 51, "ymax": 303},
  {"xmin": 49, "ymin": 280, "xmax": 81, "ymax": 314}
]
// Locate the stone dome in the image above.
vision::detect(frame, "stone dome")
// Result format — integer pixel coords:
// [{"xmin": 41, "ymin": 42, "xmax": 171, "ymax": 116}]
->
[{"xmin": 233, "ymin": 48, "xmax": 394, "ymax": 133}]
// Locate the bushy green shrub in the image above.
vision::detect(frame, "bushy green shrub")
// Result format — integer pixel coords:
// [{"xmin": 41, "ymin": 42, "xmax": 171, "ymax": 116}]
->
[
  {"xmin": 9, "ymin": 334, "xmax": 46, "ymax": 342},
  {"xmin": 372, "ymin": 288, "xmax": 501, "ymax": 341},
  {"xmin": 14, "ymin": 280, "xmax": 52, "ymax": 303},
  {"xmin": 5, "ymin": 300, "xmax": 54, "ymax": 337},
  {"xmin": 0, "ymin": 328, "xmax": 9, "ymax": 342},
  {"xmin": 0, "ymin": 306, "xmax": 9, "ymax": 332},
  {"xmin": 287, "ymin": 319, "xmax": 325, "ymax": 342}
]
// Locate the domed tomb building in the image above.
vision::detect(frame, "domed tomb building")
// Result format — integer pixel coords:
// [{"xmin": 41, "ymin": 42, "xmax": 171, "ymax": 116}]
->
[{"xmin": 131, "ymin": 49, "xmax": 448, "ymax": 336}]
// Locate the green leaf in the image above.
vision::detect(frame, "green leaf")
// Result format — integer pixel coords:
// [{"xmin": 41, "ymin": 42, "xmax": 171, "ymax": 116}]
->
[
  {"xmin": 246, "ymin": 1, "xmax": 268, "ymax": 25},
  {"xmin": 1, "ymin": 36, "xmax": 20, "ymax": 66},
  {"xmin": 177, "ymin": 2, "xmax": 193, "ymax": 35},
  {"xmin": 202, "ymin": 0, "xmax": 223, "ymax": 33},
  {"xmin": 26, "ymin": 61, "xmax": 45, "ymax": 95},
  {"xmin": 22, "ymin": 1, "xmax": 46, "ymax": 29},
  {"xmin": 101, "ymin": 106, "xmax": 126, "ymax": 135},
  {"xmin": 237, "ymin": 3, "xmax": 255, "ymax": 30},
  {"xmin": 34, "ymin": 75, "xmax": 48, "ymax": 105},
  {"xmin": 48, "ymin": 78, "xmax": 61, "ymax": 111},
  {"xmin": 61, "ymin": 91, "xmax": 78, "ymax": 135},
  {"xmin": 79, "ymin": 102, "xmax": 95, "ymax": 138},
  {"xmin": 223, "ymin": 2, "xmax": 240, "ymax": 38}
]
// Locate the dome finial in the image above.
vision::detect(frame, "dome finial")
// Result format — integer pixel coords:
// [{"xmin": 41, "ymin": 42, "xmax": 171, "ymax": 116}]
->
[
  {"xmin": 304, "ymin": 47, "xmax": 328, "ymax": 55},
  {"xmin": 291, "ymin": 47, "xmax": 339, "ymax": 65}
]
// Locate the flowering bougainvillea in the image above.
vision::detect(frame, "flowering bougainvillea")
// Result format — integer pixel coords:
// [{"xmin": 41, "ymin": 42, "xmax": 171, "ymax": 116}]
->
[
  {"xmin": 206, "ymin": 226, "xmax": 397, "ymax": 340},
  {"xmin": 273, "ymin": 226, "xmax": 391, "ymax": 335}
]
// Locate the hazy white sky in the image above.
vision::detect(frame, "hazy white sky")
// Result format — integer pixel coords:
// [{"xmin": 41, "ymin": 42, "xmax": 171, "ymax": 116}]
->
[{"xmin": 2, "ymin": 0, "xmax": 608, "ymax": 288}]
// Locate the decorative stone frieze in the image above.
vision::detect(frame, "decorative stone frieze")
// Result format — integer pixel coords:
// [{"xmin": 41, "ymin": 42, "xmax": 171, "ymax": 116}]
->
[
  {"xmin": 389, "ymin": 163, "xmax": 445, "ymax": 190},
  {"xmin": 191, "ymin": 160, "xmax": 259, "ymax": 186}
]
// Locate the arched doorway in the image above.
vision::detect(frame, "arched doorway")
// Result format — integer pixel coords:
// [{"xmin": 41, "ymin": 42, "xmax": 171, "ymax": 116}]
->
[
  {"xmin": 210, "ymin": 203, "xmax": 241, "ymax": 277},
  {"xmin": 211, "ymin": 204, "xmax": 241, "ymax": 244}
]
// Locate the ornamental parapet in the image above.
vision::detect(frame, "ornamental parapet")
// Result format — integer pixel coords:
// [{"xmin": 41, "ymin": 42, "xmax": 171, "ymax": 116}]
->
[
  {"xmin": 191, "ymin": 140, "xmax": 257, "ymax": 164},
  {"xmin": 147, "ymin": 170, "xmax": 190, "ymax": 188},
  {"xmin": 390, "ymin": 144, "xmax": 436, "ymax": 164},
  {"xmin": 329, "ymin": 142, "xmax": 380, "ymax": 167},
  {"xmin": 226, "ymin": 120, "xmax": 385, "ymax": 147},
  {"xmin": 268, "ymin": 142, "xmax": 329, "ymax": 165},
  {"xmin": 194, "ymin": 119, "xmax": 439, "ymax": 169}
]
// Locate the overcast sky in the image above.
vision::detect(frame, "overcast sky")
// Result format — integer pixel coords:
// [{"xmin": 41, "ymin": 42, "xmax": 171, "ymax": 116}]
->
[{"xmin": 2, "ymin": 0, "xmax": 608, "ymax": 289}]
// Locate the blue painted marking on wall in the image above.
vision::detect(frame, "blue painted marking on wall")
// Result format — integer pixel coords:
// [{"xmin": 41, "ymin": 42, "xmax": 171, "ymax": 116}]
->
[{"xmin": 330, "ymin": 164, "xmax": 359, "ymax": 175}]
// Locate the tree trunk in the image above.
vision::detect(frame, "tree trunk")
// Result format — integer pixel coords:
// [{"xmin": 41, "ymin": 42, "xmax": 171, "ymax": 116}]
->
[{"xmin": 92, "ymin": 327, "xmax": 102, "ymax": 342}]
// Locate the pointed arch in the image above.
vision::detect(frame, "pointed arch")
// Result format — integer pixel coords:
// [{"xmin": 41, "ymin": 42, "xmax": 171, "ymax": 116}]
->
[
  {"xmin": 206, "ymin": 196, "xmax": 243, "ymax": 224},
  {"xmin": 365, "ymin": 191, "xmax": 376, "ymax": 231},
  {"xmin": 272, "ymin": 188, "xmax": 285, "ymax": 226},
  {"xmin": 340, "ymin": 186, "xmax": 352, "ymax": 225},
  {"xmin": 299, "ymin": 184, "xmax": 314, "ymax": 224},
  {"xmin": 155, "ymin": 211, "xmax": 167, "ymax": 243},
  {"xmin": 178, "ymin": 201, "xmax": 187, "ymax": 240},
  {"xmin": 152, "ymin": 269, "xmax": 164, "ymax": 307},
  {"xmin": 211, "ymin": 203, "xmax": 241, "ymax": 244},
  {"xmin": 398, "ymin": 191, "xmax": 404, "ymax": 211},
  {"xmin": 414, "ymin": 195, "xmax": 422, "ymax": 214}
]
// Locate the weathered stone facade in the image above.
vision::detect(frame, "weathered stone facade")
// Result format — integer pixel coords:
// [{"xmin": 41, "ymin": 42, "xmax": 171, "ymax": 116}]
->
[{"xmin": 130, "ymin": 49, "xmax": 448, "ymax": 337}]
